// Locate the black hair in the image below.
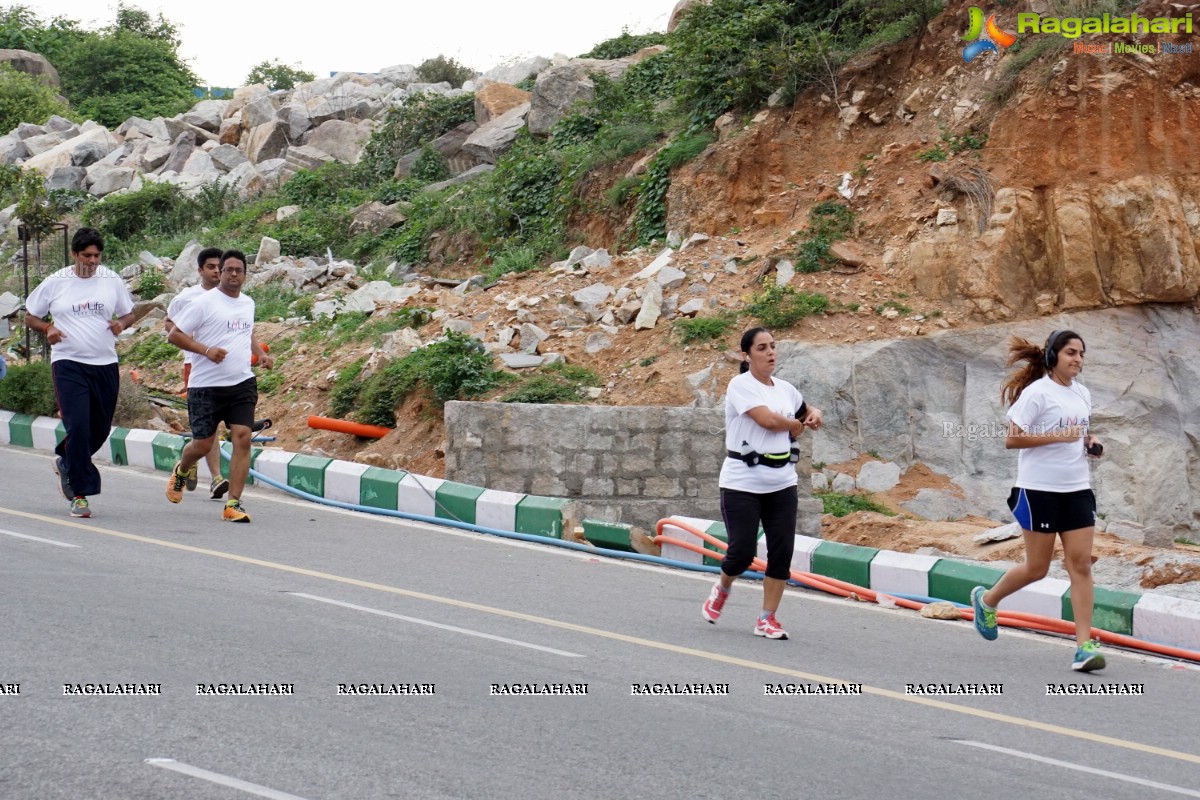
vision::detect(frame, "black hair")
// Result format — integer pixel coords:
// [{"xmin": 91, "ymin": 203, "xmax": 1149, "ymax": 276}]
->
[
  {"xmin": 197, "ymin": 247, "xmax": 222, "ymax": 267},
  {"xmin": 1001, "ymin": 329, "xmax": 1086, "ymax": 406},
  {"xmin": 739, "ymin": 327, "xmax": 769, "ymax": 374},
  {"xmin": 71, "ymin": 227, "xmax": 103, "ymax": 254},
  {"xmin": 219, "ymin": 249, "xmax": 248, "ymax": 268}
]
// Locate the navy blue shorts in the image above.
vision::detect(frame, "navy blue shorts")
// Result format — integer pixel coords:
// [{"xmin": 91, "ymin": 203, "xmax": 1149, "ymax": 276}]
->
[
  {"xmin": 187, "ymin": 377, "xmax": 257, "ymax": 440},
  {"xmin": 1008, "ymin": 487, "xmax": 1096, "ymax": 534}
]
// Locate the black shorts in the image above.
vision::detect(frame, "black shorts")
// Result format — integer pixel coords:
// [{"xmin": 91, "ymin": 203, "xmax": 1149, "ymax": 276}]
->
[
  {"xmin": 187, "ymin": 377, "xmax": 258, "ymax": 440},
  {"xmin": 1007, "ymin": 487, "xmax": 1096, "ymax": 534}
]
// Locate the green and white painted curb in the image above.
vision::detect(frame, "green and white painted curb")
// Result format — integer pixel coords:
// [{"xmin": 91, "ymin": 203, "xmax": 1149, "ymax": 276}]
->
[
  {"xmin": 2, "ymin": 414, "xmax": 576, "ymax": 542},
  {"xmin": 659, "ymin": 514, "xmax": 1200, "ymax": 653},
  {"xmin": 3, "ymin": 411, "xmax": 1198, "ymax": 653}
]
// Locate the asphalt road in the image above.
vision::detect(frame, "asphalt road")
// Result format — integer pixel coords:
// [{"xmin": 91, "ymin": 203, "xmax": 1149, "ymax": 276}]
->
[{"xmin": 2, "ymin": 444, "xmax": 1199, "ymax": 800}]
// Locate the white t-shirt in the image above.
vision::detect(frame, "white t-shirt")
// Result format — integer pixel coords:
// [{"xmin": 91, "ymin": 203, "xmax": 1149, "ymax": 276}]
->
[
  {"xmin": 719, "ymin": 370, "xmax": 803, "ymax": 493},
  {"xmin": 25, "ymin": 266, "xmax": 134, "ymax": 365},
  {"xmin": 1006, "ymin": 375, "xmax": 1092, "ymax": 492},
  {"xmin": 169, "ymin": 288, "xmax": 256, "ymax": 389},
  {"xmin": 166, "ymin": 284, "xmax": 208, "ymax": 366}
]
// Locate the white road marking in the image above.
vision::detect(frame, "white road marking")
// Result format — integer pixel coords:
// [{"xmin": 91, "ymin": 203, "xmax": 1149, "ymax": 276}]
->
[
  {"xmin": 145, "ymin": 758, "xmax": 311, "ymax": 800},
  {"xmin": 954, "ymin": 740, "xmax": 1200, "ymax": 797},
  {"xmin": 0, "ymin": 528, "xmax": 79, "ymax": 548},
  {"xmin": 289, "ymin": 591, "xmax": 584, "ymax": 658}
]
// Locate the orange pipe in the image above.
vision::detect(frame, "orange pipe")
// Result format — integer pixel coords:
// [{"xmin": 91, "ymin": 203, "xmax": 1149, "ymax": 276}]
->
[
  {"xmin": 306, "ymin": 415, "xmax": 391, "ymax": 439},
  {"xmin": 656, "ymin": 518, "xmax": 1200, "ymax": 663}
]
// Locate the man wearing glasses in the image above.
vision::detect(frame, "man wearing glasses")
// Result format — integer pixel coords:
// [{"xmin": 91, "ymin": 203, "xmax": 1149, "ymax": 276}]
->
[{"xmin": 165, "ymin": 250, "xmax": 273, "ymax": 522}]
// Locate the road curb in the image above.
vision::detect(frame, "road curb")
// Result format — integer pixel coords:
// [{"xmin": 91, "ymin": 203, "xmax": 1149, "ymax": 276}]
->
[{"xmin": 4, "ymin": 411, "xmax": 1198, "ymax": 652}]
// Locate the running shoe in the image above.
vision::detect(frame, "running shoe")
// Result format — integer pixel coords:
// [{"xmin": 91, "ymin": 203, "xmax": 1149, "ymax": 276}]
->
[
  {"xmin": 1072, "ymin": 639, "xmax": 1106, "ymax": 672},
  {"xmin": 166, "ymin": 461, "xmax": 187, "ymax": 504},
  {"xmin": 754, "ymin": 613, "xmax": 788, "ymax": 640},
  {"xmin": 183, "ymin": 461, "xmax": 198, "ymax": 491},
  {"xmin": 70, "ymin": 497, "xmax": 90, "ymax": 518},
  {"xmin": 223, "ymin": 498, "xmax": 251, "ymax": 523},
  {"xmin": 52, "ymin": 456, "xmax": 73, "ymax": 500},
  {"xmin": 702, "ymin": 583, "xmax": 728, "ymax": 623},
  {"xmin": 971, "ymin": 585, "xmax": 998, "ymax": 641},
  {"xmin": 210, "ymin": 476, "xmax": 230, "ymax": 500}
]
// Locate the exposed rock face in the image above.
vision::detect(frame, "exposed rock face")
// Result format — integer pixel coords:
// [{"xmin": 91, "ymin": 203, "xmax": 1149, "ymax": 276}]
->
[
  {"xmin": 776, "ymin": 305, "xmax": 1200, "ymax": 534},
  {"xmin": 906, "ymin": 177, "xmax": 1200, "ymax": 315},
  {"xmin": 0, "ymin": 48, "xmax": 60, "ymax": 86}
]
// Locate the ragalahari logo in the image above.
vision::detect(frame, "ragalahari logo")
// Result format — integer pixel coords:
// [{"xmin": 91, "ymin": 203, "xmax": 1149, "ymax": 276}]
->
[{"xmin": 962, "ymin": 7, "xmax": 1018, "ymax": 62}]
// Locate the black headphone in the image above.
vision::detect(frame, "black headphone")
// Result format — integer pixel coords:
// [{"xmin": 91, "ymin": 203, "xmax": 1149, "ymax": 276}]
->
[{"xmin": 1044, "ymin": 329, "xmax": 1065, "ymax": 369}]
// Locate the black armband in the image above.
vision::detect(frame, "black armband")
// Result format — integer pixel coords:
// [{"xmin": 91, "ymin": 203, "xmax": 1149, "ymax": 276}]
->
[{"xmin": 795, "ymin": 402, "xmax": 808, "ymax": 421}]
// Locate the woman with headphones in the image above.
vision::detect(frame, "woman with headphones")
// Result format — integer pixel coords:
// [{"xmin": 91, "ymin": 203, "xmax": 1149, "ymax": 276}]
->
[
  {"xmin": 701, "ymin": 327, "xmax": 823, "ymax": 640},
  {"xmin": 971, "ymin": 329, "xmax": 1106, "ymax": 672}
]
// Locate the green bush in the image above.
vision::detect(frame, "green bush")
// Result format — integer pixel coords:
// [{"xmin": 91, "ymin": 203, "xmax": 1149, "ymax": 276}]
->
[
  {"xmin": 134, "ymin": 267, "xmax": 165, "ymax": 299},
  {"xmin": 244, "ymin": 59, "xmax": 315, "ymax": 91},
  {"xmin": 411, "ymin": 145, "xmax": 451, "ymax": 183},
  {"xmin": 353, "ymin": 332, "xmax": 504, "ymax": 426},
  {"xmin": 501, "ymin": 362, "xmax": 600, "ymax": 404},
  {"xmin": 58, "ymin": 19, "xmax": 198, "ymax": 128},
  {"xmin": 82, "ymin": 182, "xmax": 189, "ymax": 240},
  {"xmin": 329, "ymin": 359, "xmax": 365, "ymax": 418},
  {"xmin": 0, "ymin": 64, "xmax": 74, "ymax": 132},
  {"xmin": 0, "ymin": 360, "xmax": 57, "ymax": 415},
  {"xmin": 580, "ymin": 27, "xmax": 668, "ymax": 59},
  {"xmin": 356, "ymin": 92, "xmax": 476, "ymax": 184},
  {"xmin": 674, "ymin": 313, "xmax": 737, "ymax": 344},
  {"xmin": 415, "ymin": 55, "xmax": 476, "ymax": 88},
  {"xmin": 745, "ymin": 285, "xmax": 829, "ymax": 328}
]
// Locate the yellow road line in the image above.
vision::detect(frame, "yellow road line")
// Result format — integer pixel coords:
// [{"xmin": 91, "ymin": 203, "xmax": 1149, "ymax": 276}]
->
[{"xmin": 5, "ymin": 504, "xmax": 1199, "ymax": 766}]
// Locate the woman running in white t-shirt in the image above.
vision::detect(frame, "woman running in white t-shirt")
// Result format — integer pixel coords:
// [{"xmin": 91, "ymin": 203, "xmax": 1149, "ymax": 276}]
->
[{"xmin": 971, "ymin": 330, "xmax": 1106, "ymax": 672}]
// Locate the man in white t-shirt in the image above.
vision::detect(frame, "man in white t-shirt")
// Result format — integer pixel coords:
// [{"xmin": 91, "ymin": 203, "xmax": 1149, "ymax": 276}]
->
[
  {"xmin": 24, "ymin": 227, "xmax": 136, "ymax": 519},
  {"xmin": 166, "ymin": 250, "xmax": 273, "ymax": 523},
  {"xmin": 165, "ymin": 247, "xmax": 226, "ymax": 500}
]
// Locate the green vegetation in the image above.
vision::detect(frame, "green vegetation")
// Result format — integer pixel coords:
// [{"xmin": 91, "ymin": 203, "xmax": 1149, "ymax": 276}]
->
[
  {"xmin": 580, "ymin": 28, "xmax": 668, "ymax": 59},
  {"xmin": 500, "ymin": 362, "xmax": 601, "ymax": 404},
  {"xmin": 244, "ymin": 59, "xmax": 315, "ymax": 91},
  {"xmin": 918, "ymin": 128, "xmax": 988, "ymax": 162},
  {"xmin": 0, "ymin": 63, "xmax": 74, "ymax": 132},
  {"xmin": 816, "ymin": 490, "xmax": 896, "ymax": 517},
  {"xmin": 298, "ymin": 307, "xmax": 432, "ymax": 352},
  {"xmin": 121, "ymin": 333, "xmax": 177, "ymax": 365},
  {"xmin": 745, "ymin": 285, "xmax": 829, "ymax": 328},
  {"xmin": 329, "ymin": 359, "xmax": 365, "ymax": 418},
  {"xmin": 134, "ymin": 267, "xmax": 165, "ymax": 299},
  {"xmin": 347, "ymin": 332, "xmax": 506, "ymax": 427},
  {"xmin": 793, "ymin": 200, "xmax": 854, "ymax": 273},
  {"xmin": 673, "ymin": 312, "xmax": 737, "ymax": 344},
  {"xmin": 355, "ymin": 92, "xmax": 476, "ymax": 184},
  {"xmin": 875, "ymin": 299, "xmax": 912, "ymax": 315},
  {"xmin": 415, "ymin": 55, "xmax": 476, "ymax": 88},
  {"xmin": 0, "ymin": 360, "xmax": 56, "ymax": 415}
]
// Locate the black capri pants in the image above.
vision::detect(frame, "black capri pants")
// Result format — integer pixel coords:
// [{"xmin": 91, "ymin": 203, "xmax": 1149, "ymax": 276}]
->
[{"xmin": 719, "ymin": 485, "xmax": 797, "ymax": 580}]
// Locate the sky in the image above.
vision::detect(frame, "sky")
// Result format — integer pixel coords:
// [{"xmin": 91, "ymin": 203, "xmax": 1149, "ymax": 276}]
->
[{"xmin": 19, "ymin": 0, "xmax": 673, "ymax": 88}]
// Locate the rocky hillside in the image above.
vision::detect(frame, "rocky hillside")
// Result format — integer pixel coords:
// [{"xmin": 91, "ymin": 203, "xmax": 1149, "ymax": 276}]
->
[{"xmin": 3, "ymin": 1, "xmax": 1199, "ymax": 575}]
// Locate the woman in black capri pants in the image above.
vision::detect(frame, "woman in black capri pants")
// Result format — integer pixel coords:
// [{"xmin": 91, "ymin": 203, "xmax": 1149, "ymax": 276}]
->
[{"xmin": 702, "ymin": 327, "xmax": 823, "ymax": 639}]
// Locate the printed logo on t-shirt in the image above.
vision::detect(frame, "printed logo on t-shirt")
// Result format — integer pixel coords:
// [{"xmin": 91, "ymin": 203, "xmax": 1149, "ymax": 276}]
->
[
  {"xmin": 71, "ymin": 301, "xmax": 107, "ymax": 317},
  {"xmin": 226, "ymin": 320, "xmax": 252, "ymax": 331}
]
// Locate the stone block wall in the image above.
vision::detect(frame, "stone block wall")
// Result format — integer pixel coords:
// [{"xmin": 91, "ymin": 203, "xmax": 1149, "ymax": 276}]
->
[{"xmin": 444, "ymin": 402, "xmax": 823, "ymax": 536}]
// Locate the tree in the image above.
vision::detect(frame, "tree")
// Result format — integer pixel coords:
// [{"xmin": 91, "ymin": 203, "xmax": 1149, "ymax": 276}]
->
[
  {"xmin": 415, "ymin": 55, "xmax": 476, "ymax": 89},
  {"xmin": 0, "ymin": 63, "xmax": 73, "ymax": 131},
  {"xmin": 55, "ymin": 5, "xmax": 197, "ymax": 128},
  {"xmin": 244, "ymin": 59, "xmax": 316, "ymax": 91}
]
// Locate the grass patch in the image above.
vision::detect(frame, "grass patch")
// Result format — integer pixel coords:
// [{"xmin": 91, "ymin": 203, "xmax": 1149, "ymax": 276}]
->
[
  {"xmin": 500, "ymin": 362, "xmax": 601, "ymax": 404},
  {"xmin": 816, "ymin": 491, "xmax": 895, "ymax": 518},
  {"xmin": 122, "ymin": 334, "xmax": 179, "ymax": 366},
  {"xmin": 744, "ymin": 285, "xmax": 829, "ymax": 329},
  {"xmin": 673, "ymin": 312, "xmax": 737, "ymax": 344}
]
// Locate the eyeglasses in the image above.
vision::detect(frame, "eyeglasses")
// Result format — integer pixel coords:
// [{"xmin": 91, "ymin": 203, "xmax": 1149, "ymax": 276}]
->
[{"xmin": 221, "ymin": 267, "xmax": 246, "ymax": 274}]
